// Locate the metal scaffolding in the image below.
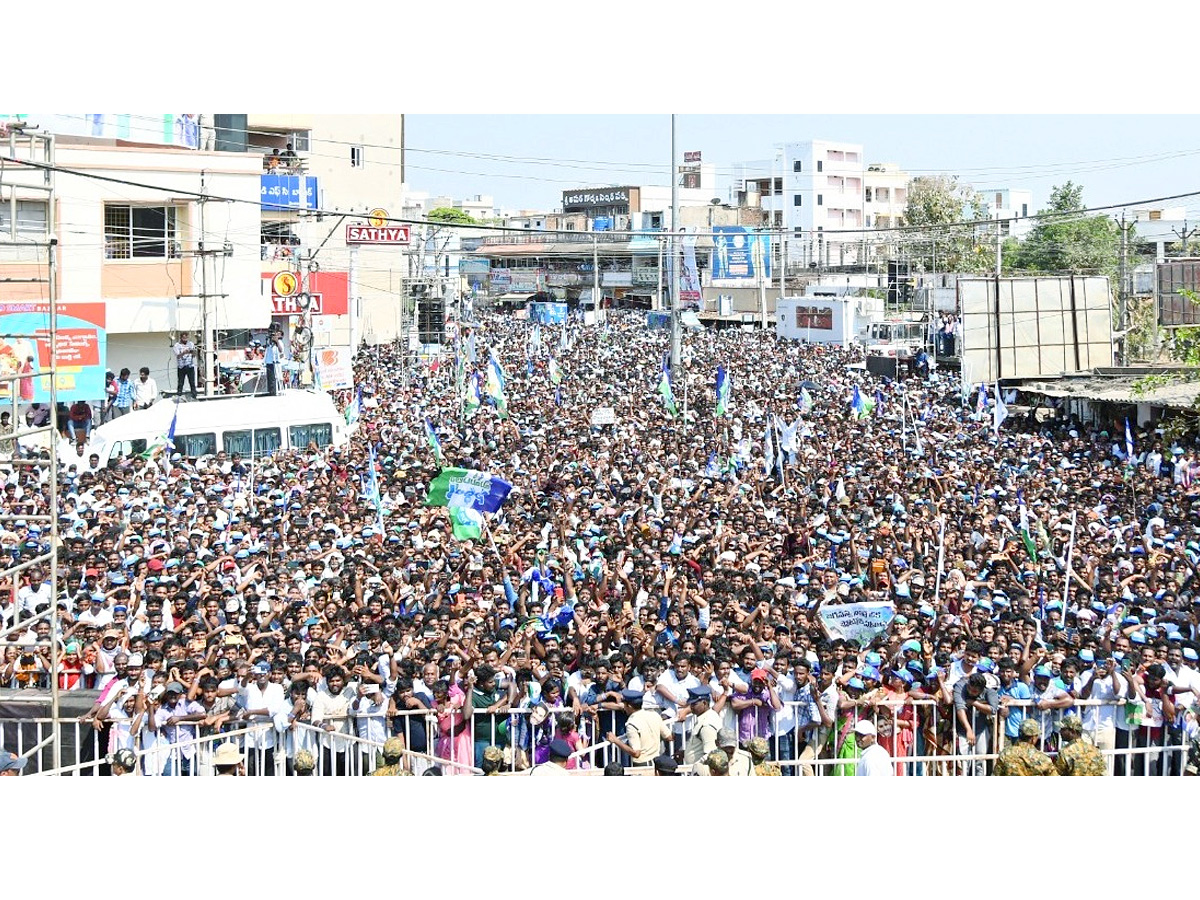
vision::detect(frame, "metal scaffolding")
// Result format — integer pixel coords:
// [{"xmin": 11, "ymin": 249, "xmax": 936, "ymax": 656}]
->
[{"xmin": 0, "ymin": 125, "xmax": 62, "ymax": 768}]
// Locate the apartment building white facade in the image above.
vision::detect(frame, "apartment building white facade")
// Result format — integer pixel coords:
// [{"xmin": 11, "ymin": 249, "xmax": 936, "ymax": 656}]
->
[
  {"xmin": 977, "ymin": 187, "xmax": 1034, "ymax": 239},
  {"xmin": 731, "ymin": 140, "xmax": 866, "ymax": 268}
]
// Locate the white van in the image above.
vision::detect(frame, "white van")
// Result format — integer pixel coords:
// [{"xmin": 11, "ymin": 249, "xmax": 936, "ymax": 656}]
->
[{"xmin": 61, "ymin": 389, "xmax": 351, "ymax": 467}]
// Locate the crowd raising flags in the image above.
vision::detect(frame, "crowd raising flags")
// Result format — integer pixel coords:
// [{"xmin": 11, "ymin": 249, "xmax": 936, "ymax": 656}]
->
[
  {"xmin": 465, "ymin": 372, "xmax": 482, "ymax": 415},
  {"xmin": 425, "ymin": 467, "xmax": 514, "ymax": 541},
  {"xmin": 344, "ymin": 385, "xmax": 363, "ymax": 426},
  {"xmin": 850, "ymin": 385, "xmax": 874, "ymax": 421}
]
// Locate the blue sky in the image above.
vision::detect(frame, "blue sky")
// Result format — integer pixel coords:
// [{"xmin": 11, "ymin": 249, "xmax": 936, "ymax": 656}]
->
[{"xmin": 404, "ymin": 115, "xmax": 1200, "ymax": 216}]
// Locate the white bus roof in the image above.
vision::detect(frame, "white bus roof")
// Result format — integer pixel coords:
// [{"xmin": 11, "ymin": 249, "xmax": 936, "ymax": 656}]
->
[{"xmin": 62, "ymin": 390, "xmax": 345, "ymax": 463}]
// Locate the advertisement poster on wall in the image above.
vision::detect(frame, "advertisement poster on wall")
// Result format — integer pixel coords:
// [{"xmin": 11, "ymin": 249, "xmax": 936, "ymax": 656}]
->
[
  {"xmin": 313, "ymin": 347, "xmax": 354, "ymax": 390},
  {"xmin": 711, "ymin": 226, "xmax": 771, "ymax": 281},
  {"xmin": 0, "ymin": 302, "xmax": 107, "ymax": 403}
]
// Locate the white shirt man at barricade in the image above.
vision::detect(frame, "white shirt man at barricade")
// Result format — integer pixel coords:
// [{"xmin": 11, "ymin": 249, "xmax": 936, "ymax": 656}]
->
[
  {"xmin": 1080, "ymin": 655, "xmax": 1126, "ymax": 773},
  {"xmin": 853, "ymin": 721, "xmax": 894, "ymax": 777},
  {"xmin": 237, "ymin": 664, "xmax": 286, "ymax": 759},
  {"xmin": 656, "ymin": 655, "xmax": 701, "ymax": 742},
  {"xmin": 352, "ymin": 679, "xmax": 395, "ymax": 745}
]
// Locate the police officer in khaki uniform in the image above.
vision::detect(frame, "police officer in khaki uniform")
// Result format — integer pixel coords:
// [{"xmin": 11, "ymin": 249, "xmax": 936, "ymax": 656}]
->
[{"xmin": 683, "ymin": 686, "xmax": 722, "ymax": 768}]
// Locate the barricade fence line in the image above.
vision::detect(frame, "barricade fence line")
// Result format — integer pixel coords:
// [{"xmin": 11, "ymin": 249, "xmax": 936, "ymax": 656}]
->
[{"xmin": 6, "ymin": 696, "xmax": 1192, "ymax": 776}]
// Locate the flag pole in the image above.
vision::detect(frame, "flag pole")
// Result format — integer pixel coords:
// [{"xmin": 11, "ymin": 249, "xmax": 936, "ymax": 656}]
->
[
  {"xmin": 1061, "ymin": 510, "xmax": 1078, "ymax": 610},
  {"xmin": 932, "ymin": 515, "xmax": 946, "ymax": 607}
]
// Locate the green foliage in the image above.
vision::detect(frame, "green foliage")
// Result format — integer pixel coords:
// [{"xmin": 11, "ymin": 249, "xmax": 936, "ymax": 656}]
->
[
  {"xmin": 427, "ymin": 207, "xmax": 478, "ymax": 225},
  {"xmin": 900, "ymin": 175, "xmax": 992, "ymax": 273},
  {"xmin": 1006, "ymin": 181, "xmax": 1121, "ymax": 278}
]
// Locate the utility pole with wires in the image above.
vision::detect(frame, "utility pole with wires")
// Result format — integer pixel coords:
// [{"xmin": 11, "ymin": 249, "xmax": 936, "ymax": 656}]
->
[
  {"xmin": 176, "ymin": 171, "xmax": 230, "ymax": 398},
  {"xmin": 0, "ymin": 124, "xmax": 64, "ymax": 770},
  {"xmin": 1172, "ymin": 219, "xmax": 1196, "ymax": 257},
  {"xmin": 669, "ymin": 114, "xmax": 681, "ymax": 372},
  {"xmin": 1117, "ymin": 211, "xmax": 1131, "ymax": 364}
]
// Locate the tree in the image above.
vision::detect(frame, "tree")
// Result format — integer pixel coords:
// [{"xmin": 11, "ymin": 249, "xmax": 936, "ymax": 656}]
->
[
  {"xmin": 427, "ymin": 207, "xmax": 478, "ymax": 226},
  {"xmin": 900, "ymin": 175, "xmax": 991, "ymax": 273},
  {"xmin": 1007, "ymin": 181, "xmax": 1121, "ymax": 278},
  {"xmin": 410, "ymin": 207, "xmax": 479, "ymax": 279}
]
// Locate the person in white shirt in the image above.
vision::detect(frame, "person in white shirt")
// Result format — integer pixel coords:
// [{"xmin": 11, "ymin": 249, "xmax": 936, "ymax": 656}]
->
[
  {"xmin": 655, "ymin": 653, "xmax": 701, "ymax": 752},
  {"xmin": 311, "ymin": 664, "xmax": 357, "ymax": 775},
  {"xmin": 853, "ymin": 720, "xmax": 894, "ymax": 776},
  {"xmin": 1080, "ymin": 654, "xmax": 1126, "ymax": 775},
  {"xmin": 16, "ymin": 568, "xmax": 52, "ymax": 615},
  {"xmin": 134, "ymin": 367, "xmax": 159, "ymax": 409},
  {"xmin": 237, "ymin": 662, "xmax": 286, "ymax": 775}
]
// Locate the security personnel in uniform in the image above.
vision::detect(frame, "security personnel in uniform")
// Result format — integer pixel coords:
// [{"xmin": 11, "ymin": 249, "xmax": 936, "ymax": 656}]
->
[
  {"xmin": 747, "ymin": 736, "xmax": 782, "ymax": 776},
  {"xmin": 371, "ymin": 737, "xmax": 412, "ymax": 775},
  {"xmin": 993, "ymin": 718, "xmax": 1058, "ymax": 776},
  {"xmin": 683, "ymin": 686, "xmax": 722, "ymax": 769},
  {"xmin": 1055, "ymin": 714, "xmax": 1106, "ymax": 776}
]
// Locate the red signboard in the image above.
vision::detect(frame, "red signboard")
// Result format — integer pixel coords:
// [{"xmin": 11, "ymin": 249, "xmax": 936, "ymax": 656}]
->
[
  {"xmin": 36, "ymin": 328, "xmax": 101, "ymax": 367},
  {"xmin": 346, "ymin": 224, "xmax": 411, "ymax": 245},
  {"xmin": 263, "ymin": 271, "xmax": 348, "ymax": 316}
]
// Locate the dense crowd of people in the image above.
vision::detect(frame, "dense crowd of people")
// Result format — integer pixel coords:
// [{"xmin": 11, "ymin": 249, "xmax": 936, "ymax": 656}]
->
[{"xmin": 3, "ymin": 307, "xmax": 1200, "ymax": 776}]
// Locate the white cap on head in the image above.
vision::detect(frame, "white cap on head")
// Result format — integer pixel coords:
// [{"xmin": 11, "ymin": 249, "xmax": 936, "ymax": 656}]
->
[{"xmin": 853, "ymin": 720, "xmax": 877, "ymax": 737}]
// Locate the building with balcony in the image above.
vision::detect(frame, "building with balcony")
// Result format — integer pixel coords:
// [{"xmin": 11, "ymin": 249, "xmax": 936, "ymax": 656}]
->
[
  {"xmin": 731, "ymin": 140, "xmax": 866, "ymax": 270},
  {"xmin": 0, "ymin": 118, "xmax": 265, "ymax": 397},
  {"xmin": 863, "ymin": 163, "xmax": 910, "ymax": 231},
  {"xmin": 206, "ymin": 114, "xmax": 406, "ymax": 348}
]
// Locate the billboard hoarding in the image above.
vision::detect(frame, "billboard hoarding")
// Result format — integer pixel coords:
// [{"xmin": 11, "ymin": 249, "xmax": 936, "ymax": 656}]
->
[
  {"xmin": 260, "ymin": 174, "xmax": 319, "ymax": 210},
  {"xmin": 958, "ymin": 276, "xmax": 1113, "ymax": 383},
  {"xmin": 0, "ymin": 302, "xmax": 107, "ymax": 402},
  {"xmin": 345, "ymin": 224, "xmax": 410, "ymax": 245},
  {"xmin": 711, "ymin": 226, "xmax": 771, "ymax": 281}
]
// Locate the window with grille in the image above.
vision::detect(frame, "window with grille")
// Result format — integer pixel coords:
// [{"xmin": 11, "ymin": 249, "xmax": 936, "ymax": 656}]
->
[
  {"xmin": 351, "ymin": 145, "xmax": 364, "ymax": 167},
  {"xmin": 104, "ymin": 204, "xmax": 178, "ymax": 259},
  {"xmin": 0, "ymin": 200, "xmax": 48, "ymax": 236}
]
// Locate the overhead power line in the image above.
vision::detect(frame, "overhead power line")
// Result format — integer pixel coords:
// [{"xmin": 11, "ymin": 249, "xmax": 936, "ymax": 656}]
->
[{"xmin": 5, "ymin": 152, "xmax": 1200, "ymax": 240}]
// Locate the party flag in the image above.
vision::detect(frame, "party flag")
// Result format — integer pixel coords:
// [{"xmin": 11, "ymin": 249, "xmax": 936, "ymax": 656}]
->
[
  {"xmin": 657, "ymin": 359, "xmax": 677, "ymax": 417},
  {"xmin": 424, "ymin": 418, "xmax": 444, "ymax": 465},
  {"xmin": 715, "ymin": 365, "xmax": 731, "ymax": 418}
]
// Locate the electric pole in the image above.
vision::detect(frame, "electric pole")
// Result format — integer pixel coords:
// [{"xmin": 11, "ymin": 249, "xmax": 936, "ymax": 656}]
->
[
  {"xmin": 670, "ymin": 114, "xmax": 681, "ymax": 371},
  {"xmin": 1118, "ymin": 211, "xmax": 1129, "ymax": 364},
  {"xmin": 1172, "ymin": 220, "xmax": 1197, "ymax": 257},
  {"xmin": 177, "ymin": 171, "xmax": 229, "ymax": 398}
]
